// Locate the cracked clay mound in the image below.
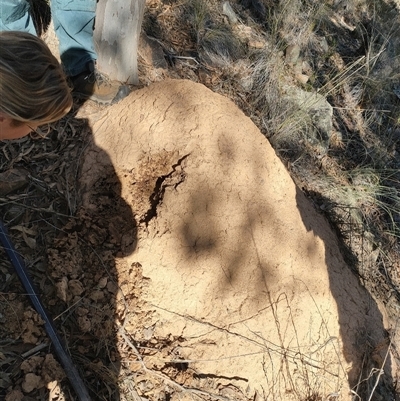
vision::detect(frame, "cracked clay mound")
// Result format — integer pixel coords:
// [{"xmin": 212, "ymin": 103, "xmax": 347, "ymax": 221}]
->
[{"xmin": 80, "ymin": 79, "xmax": 391, "ymax": 400}]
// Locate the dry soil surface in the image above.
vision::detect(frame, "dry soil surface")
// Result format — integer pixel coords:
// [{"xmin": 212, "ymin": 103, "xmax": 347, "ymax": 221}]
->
[
  {"xmin": 2, "ymin": 2, "xmax": 400, "ymax": 401},
  {"xmin": 69, "ymin": 79, "xmax": 393, "ymax": 400},
  {"xmin": 1, "ymin": 78, "xmax": 397, "ymax": 401}
]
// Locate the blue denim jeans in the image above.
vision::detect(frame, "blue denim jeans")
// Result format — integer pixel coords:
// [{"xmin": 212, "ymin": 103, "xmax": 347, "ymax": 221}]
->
[{"xmin": 0, "ymin": 0, "xmax": 97, "ymax": 76}]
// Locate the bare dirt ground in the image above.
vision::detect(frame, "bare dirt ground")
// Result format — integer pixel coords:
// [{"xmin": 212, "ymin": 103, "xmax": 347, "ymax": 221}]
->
[
  {"xmin": 1, "ymin": 1, "xmax": 400, "ymax": 401},
  {"xmin": 0, "ymin": 79, "xmax": 396, "ymax": 401}
]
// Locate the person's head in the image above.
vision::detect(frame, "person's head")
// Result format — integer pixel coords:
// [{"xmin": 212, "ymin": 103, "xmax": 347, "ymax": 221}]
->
[{"xmin": 0, "ymin": 31, "xmax": 72, "ymax": 140}]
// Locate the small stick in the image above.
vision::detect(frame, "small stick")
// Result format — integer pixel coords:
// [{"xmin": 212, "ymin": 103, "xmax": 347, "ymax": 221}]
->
[{"xmin": 21, "ymin": 342, "xmax": 49, "ymax": 359}]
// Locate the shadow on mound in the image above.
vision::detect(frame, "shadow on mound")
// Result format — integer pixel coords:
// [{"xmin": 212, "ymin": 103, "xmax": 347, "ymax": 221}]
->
[
  {"xmin": 295, "ymin": 187, "xmax": 394, "ymax": 400},
  {"xmin": 44, "ymin": 111, "xmax": 138, "ymax": 400},
  {"xmin": 0, "ymin": 101, "xmax": 137, "ymax": 400}
]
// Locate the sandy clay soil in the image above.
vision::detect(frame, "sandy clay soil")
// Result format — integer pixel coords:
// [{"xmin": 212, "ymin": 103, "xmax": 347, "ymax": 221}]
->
[{"xmin": 0, "ymin": 78, "xmax": 398, "ymax": 401}]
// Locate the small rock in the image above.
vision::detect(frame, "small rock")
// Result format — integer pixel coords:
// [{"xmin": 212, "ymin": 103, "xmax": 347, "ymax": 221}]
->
[
  {"xmin": 22, "ymin": 373, "xmax": 42, "ymax": 393},
  {"xmin": 248, "ymin": 40, "xmax": 265, "ymax": 49},
  {"xmin": 295, "ymin": 73, "xmax": 310, "ymax": 84},
  {"xmin": 20, "ymin": 356, "xmax": 43, "ymax": 373},
  {"xmin": 237, "ymin": 25, "xmax": 265, "ymax": 49},
  {"xmin": 222, "ymin": 2, "xmax": 239, "ymax": 24},
  {"xmin": 143, "ymin": 325, "xmax": 155, "ymax": 340},
  {"xmin": 319, "ymin": 36, "xmax": 329, "ymax": 53},
  {"xmin": 41, "ymin": 354, "xmax": 66, "ymax": 382},
  {"xmin": 5, "ymin": 389, "xmax": 24, "ymax": 401},
  {"xmin": 137, "ymin": 380, "xmax": 154, "ymax": 394},
  {"xmin": 98, "ymin": 277, "xmax": 108, "ymax": 289},
  {"xmin": 56, "ymin": 277, "xmax": 68, "ymax": 302},
  {"xmin": 68, "ymin": 279, "xmax": 84, "ymax": 296},
  {"xmin": 90, "ymin": 290, "xmax": 105, "ymax": 302},
  {"xmin": 77, "ymin": 316, "xmax": 91, "ymax": 332},
  {"xmin": 76, "ymin": 306, "xmax": 89, "ymax": 317},
  {"xmin": 107, "ymin": 281, "xmax": 118, "ymax": 294},
  {"xmin": 220, "ymin": 386, "xmax": 240, "ymax": 398},
  {"xmin": 293, "ymin": 60, "xmax": 303, "ymax": 75},
  {"xmin": 138, "ymin": 33, "xmax": 168, "ymax": 69},
  {"xmin": 285, "ymin": 44, "xmax": 300, "ymax": 65},
  {"xmin": 302, "ymin": 60, "xmax": 313, "ymax": 75},
  {"xmin": 282, "ymin": 84, "xmax": 333, "ymax": 144}
]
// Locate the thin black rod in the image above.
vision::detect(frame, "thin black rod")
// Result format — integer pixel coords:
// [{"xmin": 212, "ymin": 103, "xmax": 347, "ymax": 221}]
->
[{"xmin": 0, "ymin": 220, "xmax": 92, "ymax": 401}]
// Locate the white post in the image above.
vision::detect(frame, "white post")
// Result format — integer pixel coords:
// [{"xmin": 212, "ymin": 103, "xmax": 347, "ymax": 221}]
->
[{"xmin": 94, "ymin": 0, "xmax": 145, "ymax": 85}]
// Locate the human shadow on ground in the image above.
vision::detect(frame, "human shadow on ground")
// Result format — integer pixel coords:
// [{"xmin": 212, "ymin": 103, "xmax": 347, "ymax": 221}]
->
[
  {"xmin": 295, "ymin": 187, "xmax": 394, "ymax": 400},
  {"xmin": 0, "ymin": 4, "xmax": 138, "ymax": 398},
  {"xmin": 0, "ymin": 101, "xmax": 137, "ymax": 401},
  {"xmin": 43, "ymin": 106, "xmax": 138, "ymax": 400}
]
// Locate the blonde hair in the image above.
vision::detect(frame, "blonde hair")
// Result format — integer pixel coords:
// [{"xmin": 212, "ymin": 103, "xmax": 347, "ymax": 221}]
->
[{"xmin": 0, "ymin": 31, "xmax": 72, "ymax": 126}]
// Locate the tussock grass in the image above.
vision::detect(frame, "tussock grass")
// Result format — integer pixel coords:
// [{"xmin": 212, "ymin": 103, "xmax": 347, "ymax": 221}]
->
[
  {"xmin": 200, "ymin": 25, "xmax": 244, "ymax": 64},
  {"xmin": 248, "ymin": 47, "xmax": 285, "ymax": 123},
  {"xmin": 185, "ymin": 0, "xmax": 245, "ymax": 67},
  {"xmin": 238, "ymin": 3, "xmax": 400, "ymax": 396},
  {"xmin": 189, "ymin": 0, "xmax": 210, "ymax": 35},
  {"xmin": 320, "ymin": 168, "xmax": 400, "ymax": 234},
  {"xmin": 243, "ymin": 0, "xmax": 400, "ymax": 234}
]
